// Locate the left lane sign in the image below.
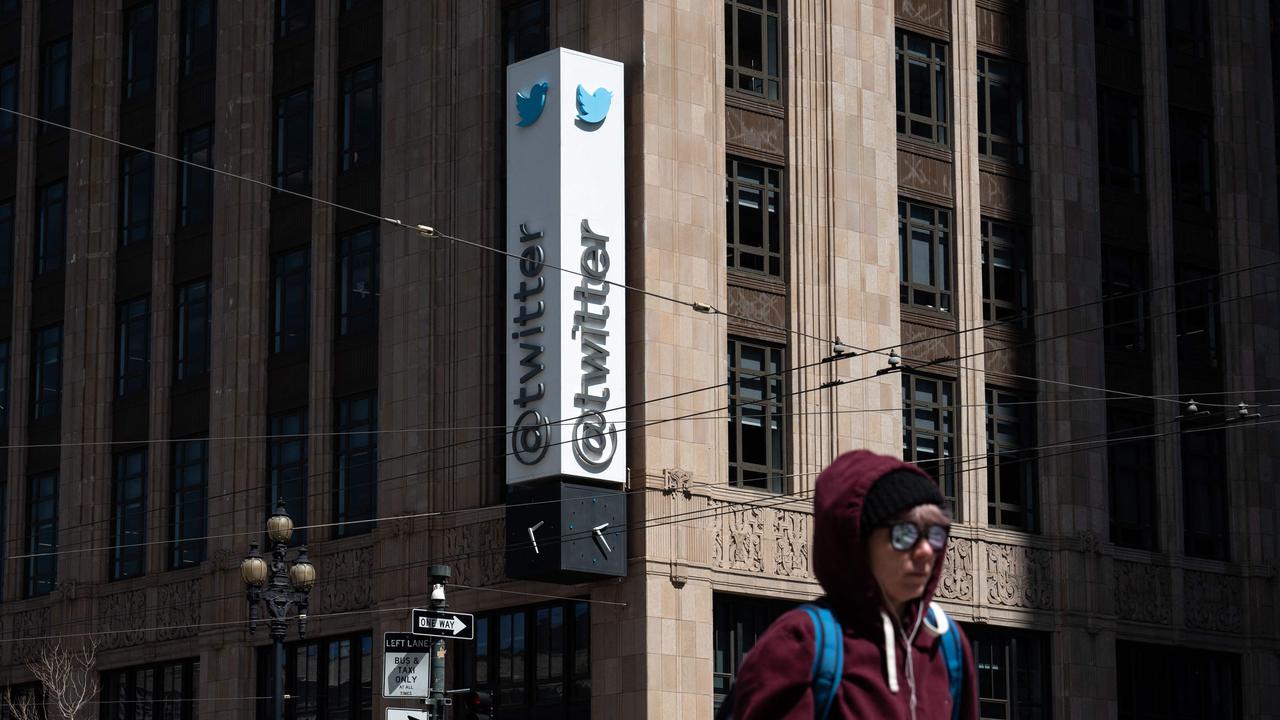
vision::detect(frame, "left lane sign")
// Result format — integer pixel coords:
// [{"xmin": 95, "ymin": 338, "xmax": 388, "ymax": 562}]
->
[
  {"xmin": 383, "ymin": 633, "xmax": 432, "ymax": 698},
  {"xmin": 411, "ymin": 609, "xmax": 475, "ymax": 640}
]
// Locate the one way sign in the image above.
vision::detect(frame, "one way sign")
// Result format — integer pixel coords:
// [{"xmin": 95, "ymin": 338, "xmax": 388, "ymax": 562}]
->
[
  {"xmin": 411, "ymin": 609, "xmax": 475, "ymax": 640},
  {"xmin": 386, "ymin": 709, "xmax": 426, "ymax": 720}
]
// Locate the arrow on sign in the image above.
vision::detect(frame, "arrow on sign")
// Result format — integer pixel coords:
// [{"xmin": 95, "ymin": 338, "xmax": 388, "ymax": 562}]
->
[{"xmin": 418, "ymin": 614, "xmax": 467, "ymax": 636}]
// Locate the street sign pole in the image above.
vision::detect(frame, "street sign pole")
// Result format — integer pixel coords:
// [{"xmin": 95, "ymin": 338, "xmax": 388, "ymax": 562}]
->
[{"xmin": 428, "ymin": 565, "xmax": 451, "ymax": 720}]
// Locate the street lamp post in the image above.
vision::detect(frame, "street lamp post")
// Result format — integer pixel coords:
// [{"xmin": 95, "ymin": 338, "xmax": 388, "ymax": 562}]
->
[{"xmin": 242, "ymin": 499, "xmax": 317, "ymax": 720}]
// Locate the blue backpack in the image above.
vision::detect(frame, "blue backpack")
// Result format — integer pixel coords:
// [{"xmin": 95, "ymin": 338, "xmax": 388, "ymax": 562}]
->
[{"xmin": 717, "ymin": 602, "xmax": 964, "ymax": 720}]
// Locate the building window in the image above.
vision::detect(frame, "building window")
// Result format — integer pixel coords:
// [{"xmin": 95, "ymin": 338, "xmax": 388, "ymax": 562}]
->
[
  {"xmin": 1166, "ymin": 0, "xmax": 1211, "ymax": 62},
  {"xmin": 0, "ymin": 198, "xmax": 13, "ymax": 288},
  {"xmin": 986, "ymin": 388, "xmax": 1037, "ymax": 531},
  {"xmin": 724, "ymin": 0, "xmax": 781, "ymax": 101},
  {"xmin": 120, "ymin": 149, "xmax": 154, "ymax": 246},
  {"xmin": 713, "ymin": 593, "xmax": 793, "ymax": 714},
  {"xmin": 171, "ymin": 438, "xmax": 208, "ymax": 568},
  {"xmin": 271, "ymin": 247, "xmax": 310, "ymax": 354},
  {"xmin": 504, "ymin": 0, "xmax": 549, "ymax": 64},
  {"xmin": 0, "ymin": 685, "xmax": 43, "ymax": 719},
  {"xmin": 981, "ymin": 219, "xmax": 1030, "ymax": 326},
  {"xmin": 455, "ymin": 601, "xmax": 591, "ymax": 719},
  {"xmin": 728, "ymin": 337, "xmax": 786, "ymax": 493},
  {"xmin": 0, "ymin": 61, "xmax": 18, "ymax": 149},
  {"xmin": 175, "ymin": 280, "xmax": 211, "ymax": 381},
  {"xmin": 123, "ymin": 2, "xmax": 157, "ymax": 99},
  {"xmin": 1097, "ymin": 88, "xmax": 1143, "ymax": 195},
  {"xmin": 339, "ymin": 62, "xmax": 380, "ymax": 172},
  {"xmin": 275, "ymin": 87, "xmax": 312, "ymax": 194},
  {"xmin": 1174, "ymin": 266, "xmax": 1219, "ymax": 386},
  {"xmin": 334, "ymin": 393, "xmax": 376, "ymax": 537},
  {"xmin": 965, "ymin": 626, "xmax": 1050, "ymax": 720},
  {"xmin": 899, "ymin": 199, "xmax": 953, "ymax": 313},
  {"xmin": 1096, "ymin": 0, "xmax": 1139, "ymax": 38},
  {"xmin": 181, "ymin": 0, "xmax": 216, "ymax": 78},
  {"xmin": 1182, "ymin": 423, "xmax": 1229, "ymax": 560},
  {"xmin": 0, "ymin": 480, "xmax": 5, "ymax": 600},
  {"xmin": 25, "ymin": 471, "xmax": 57, "ymax": 597},
  {"xmin": 896, "ymin": 30, "xmax": 949, "ymax": 145},
  {"xmin": 1101, "ymin": 246, "xmax": 1149, "ymax": 355},
  {"xmin": 256, "ymin": 633, "xmax": 373, "ymax": 720},
  {"xmin": 39, "ymin": 37, "xmax": 71, "ymax": 130},
  {"xmin": 0, "ymin": 339, "xmax": 9, "ymax": 428},
  {"xmin": 36, "ymin": 179, "xmax": 67, "ymax": 276},
  {"xmin": 1118, "ymin": 642, "xmax": 1241, "ymax": 720},
  {"xmin": 1169, "ymin": 108, "xmax": 1214, "ymax": 213},
  {"xmin": 276, "ymin": 0, "xmax": 313, "ymax": 39},
  {"xmin": 726, "ymin": 158, "xmax": 783, "ymax": 278},
  {"xmin": 116, "ymin": 297, "xmax": 150, "ymax": 397},
  {"xmin": 268, "ymin": 409, "xmax": 308, "ymax": 545},
  {"xmin": 1107, "ymin": 402, "xmax": 1157, "ymax": 549},
  {"xmin": 178, "ymin": 125, "xmax": 214, "ymax": 228},
  {"xmin": 111, "ymin": 449, "xmax": 147, "ymax": 580},
  {"xmin": 976, "ymin": 54, "xmax": 1026, "ymax": 165},
  {"xmin": 31, "ymin": 324, "xmax": 62, "ymax": 420},
  {"xmin": 101, "ymin": 658, "xmax": 199, "ymax": 720},
  {"xmin": 337, "ymin": 226, "xmax": 378, "ymax": 337},
  {"xmin": 903, "ymin": 373, "xmax": 957, "ymax": 517}
]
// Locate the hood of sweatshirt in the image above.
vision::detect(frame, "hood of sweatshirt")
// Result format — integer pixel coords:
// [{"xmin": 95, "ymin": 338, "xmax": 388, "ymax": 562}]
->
[{"xmin": 812, "ymin": 449, "xmax": 945, "ymax": 634}]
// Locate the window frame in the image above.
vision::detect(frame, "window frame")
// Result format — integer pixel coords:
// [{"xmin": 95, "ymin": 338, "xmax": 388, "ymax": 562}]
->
[
  {"xmin": 276, "ymin": 0, "xmax": 313, "ymax": 39},
  {"xmin": 31, "ymin": 323, "xmax": 62, "ymax": 420},
  {"xmin": 1101, "ymin": 245, "xmax": 1150, "ymax": 356},
  {"xmin": 1168, "ymin": 107, "xmax": 1215, "ymax": 214},
  {"xmin": 985, "ymin": 387, "xmax": 1038, "ymax": 532},
  {"xmin": 503, "ymin": 0, "xmax": 550, "ymax": 65},
  {"xmin": 981, "ymin": 218, "xmax": 1030, "ymax": 326},
  {"xmin": 1181, "ymin": 421, "xmax": 1229, "ymax": 560},
  {"xmin": 255, "ymin": 632, "xmax": 373, "ymax": 720},
  {"xmin": 723, "ymin": 0, "xmax": 782, "ymax": 102},
  {"xmin": 170, "ymin": 437, "xmax": 208, "ymax": 569},
  {"xmin": 902, "ymin": 372, "xmax": 958, "ymax": 518},
  {"xmin": 976, "ymin": 53, "xmax": 1027, "ymax": 165},
  {"xmin": 713, "ymin": 593, "xmax": 793, "ymax": 714},
  {"xmin": 338, "ymin": 62, "xmax": 381, "ymax": 173},
  {"xmin": 122, "ymin": 2, "xmax": 157, "ymax": 100},
  {"xmin": 333, "ymin": 393, "xmax": 377, "ymax": 538},
  {"xmin": 174, "ymin": 279, "xmax": 211, "ymax": 381},
  {"xmin": 965, "ymin": 625, "xmax": 1051, "ymax": 720},
  {"xmin": 268, "ymin": 409, "xmax": 309, "ymax": 545},
  {"xmin": 1107, "ymin": 402, "xmax": 1158, "ymax": 550},
  {"xmin": 39, "ymin": 36, "xmax": 71, "ymax": 132},
  {"xmin": 25, "ymin": 470, "xmax": 57, "ymax": 598},
  {"xmin": 0, "ymin": 60, "xmax": 18, "ymax": 149},
  {"xmin": 115, "ymin": 296, "xmax": 150, "ymax": 397},
  {"xmin": 896, "ymin": 29, "xmax": 950, "ymax": 146},
  {"xmin": 727, "ymin": 337, "xmax": 787, "ymax": 493},
  {"xmin": 725, "ymin": 157, "xmax": 785, "ymax": 279},
  {"xmin": 0, "ymin": 198, "xmax": 13, "ymax": 288},
  {"xmin": 180, "ymin": 0, "xmax": 216, "ymax": 78},
  {"xmin": 178, "ymin": 125, "xmax": 214, "ymax": 228},
  {"xmin": 1097, "ymin": 87, "xmax": 1144, "ymax": 196},
  {"xmin": 336, "ymin": 225, "xmax": 378, "ymax": 338},
  {"xmin": 0, "ymin": 339, "xmax": 9, "ymax": 429},
  {"xmin": 111, "ymin": 448, "xmax": 148, "ymax": 580},
  {"xmin": 899, "ymin": 198, "xmax": 953, "ymax": 314},
  {"xmin": 120, "ymin": 148, "xmax": 155, "ymax": 247},
  {"xmin": 36, "ymin": 179, "xmax": 67, "ymax": 276},
  {"xmin": 100, "ymin": 657, "xmax": 199, "ymax": 720}
]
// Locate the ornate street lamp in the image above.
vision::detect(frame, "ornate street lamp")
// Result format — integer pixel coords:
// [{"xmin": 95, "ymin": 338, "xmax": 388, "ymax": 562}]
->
[{"xmin": 243, "ymin": 499, "xmax": 317, "ymax": 720}]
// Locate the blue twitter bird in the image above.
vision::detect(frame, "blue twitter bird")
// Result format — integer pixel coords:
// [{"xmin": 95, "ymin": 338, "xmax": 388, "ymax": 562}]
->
[
  {"xmin": 575, "ymin": 84, "xmax": 612, "ymax": 124},
  {"xmin": 515, "ymin": 81, "xmax": 549, "ymax": 127}
]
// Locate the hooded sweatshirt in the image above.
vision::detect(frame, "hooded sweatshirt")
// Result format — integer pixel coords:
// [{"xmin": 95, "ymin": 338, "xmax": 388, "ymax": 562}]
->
[{"xmin": 732, "ymin": 450, "xmax": 979, "ymax": 720}]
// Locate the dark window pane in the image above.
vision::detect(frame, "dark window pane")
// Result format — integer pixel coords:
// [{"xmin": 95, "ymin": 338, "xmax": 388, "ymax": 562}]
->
[
  {"xmin": 175, "ymin": 280, "xmax": 211, "ymax": 380},
  {"xmin": 39, "ymin": 37, "xmax": 71, "ymax": 131},
  {"xmin": 0, "ymin": 199, "xmax": 14, "ymax": 288},
  {"xmin": 334, "ymin": 393, "xmax": 377, "ymax": 537},
  {"xmin": 181, "ymin": 0, "xmax": 216, "ymax": 77},
  {"xmin": 1107, "ymin": 401, "xmax": 1157, "ymax": 549},
  {"xmin": 121, "ymin": 149, "xmax": 155, "ymax": 246},
  {"xmin": 1097, "ymin": 88, "xmax": 1143, "ymax": 195},
  {"xmin": 713, "ymin": 593, "xmax": 793, "ymax": 713},
  {"xmin": 271, "ymin": 247, "xmax": 310, "ymax": 353},
  {"xmin": 275, "ymin": 87, "xmax": 312, "ymax": 193},
  {"xmin": 36, "ymin": 179, "xmax": 67, "ymax": 276},
  {"xmin": 903, "ymin": 373, "xmax": 957, "ymax": 517},
  {"xmin": 116, "ymin": 296, "xmax": 151, "ymax": 397},
  {"xmin": 337, "ymin": 226, "xmax": 378, "ymax": 337},
  {"xmin": 269, "ymin": 409, "xmax": 309, "ymax": 545},
  {"xmin": 25, "ymin": 471, "xmax": 57, "ymax": 597},
  {"xmin": 985, "ymin": 387, "xmax": 1037, "ymax": 531},
  {"xmin": 31, "ymin": 324, "xmax": 62, "ymax": 420},
  {"xmin": 171, "ymin": 438, "xmax": 208, "ymax": 568},
  {"xmin": 728, "ymin": 337, "xmax": 786, "ymax": 492},
  {"xmin": 899, "ymin": 199, "xmax": 952, "ymax": 313},
  {"xmin": 111, "ymin": 449, "xmax": 148, "ymax": 580},
  {"xmin": 726, "ymin": 157, "xmax": 784, "ymax": 278},
  {"xmin": 977, "ymin": 54, "xmax": 1026, "ymax": 165},
  {"xmin": 1118, "ymin": 642, "xmax": 1241, "ymax": 720},
  {"xmin": 276, "ymin": 0, "xmax": 313, "ymax": 38},
  {"xmin": 725, "ymin": 0, "xmax": 782, "ymax": 101},
  {"xmin": 504, "ymin": 0, "xmax": 549, "ymax": 64},
  {"xmin": 0, "ymin": 60, "xmax": 19, "ymax": 148},
  {"xmin": 981, "ymin": 218, "xmax": 1030, "ymax": 325},
  {"xmin": 340, "ymin": 62, "xmax": 380, "ymax": 172},
  {"xmin": 896, "ymin": 30, "xmax": 949, "ymax": 146},
  {"xmin": 124, "ymin": 3, "xmax": 157, "ymax": 99},
  {"xmin": 1181, "ymin": 423, "xmax": 1229, "ymax": 560},
  {"xmin": 179, "ymin": 125, "xmax": 214, "ymax": 228}
]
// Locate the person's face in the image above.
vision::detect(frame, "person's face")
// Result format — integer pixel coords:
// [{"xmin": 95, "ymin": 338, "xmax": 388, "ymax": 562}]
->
[{"xmin": 866, "ymin": 503, "xmax": 950, "ymax": 612}]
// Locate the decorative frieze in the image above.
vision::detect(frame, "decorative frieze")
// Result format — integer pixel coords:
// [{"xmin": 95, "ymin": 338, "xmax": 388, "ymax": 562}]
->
[
  {"xmin": 1113, "ymin": 561, "xmax": 1172, "ymax": 624},
  {"xmin": 984, "ymin": 543, "xmax": 1053, "ymax": 609},
  {"xmin": 442, "ymin": 519, "xmax": 505, "ymax": 588},
  {"xmin": 154, "ymin": 580, "xmax": 203, "ymax": 641},
  {"xmin": 1184, "ymin": 571, "xmax": 1242, "ymax": 633},
  {"xmin": 773, "ymin": 511, "xmax": 809, "ymax": 578},
  {"xmin": 97, "ymin": 588, "xmax": 149, "ymax": 650},
  {"xmin": 313, "ymin": 546, "xmax": 374, "ymax": 614},
  {"xmin": 896, "ymin": 0, "xmax": 948, "ymax": 34},
  {"xmin": 663, "ymin": 468, "xmax": 692, "ymax": 498},
  {"xmin": 936, "ymin": 538, "xmax": 974, "ymax": 601},
  {"xmin": 710, "ymin": 502, "xmax": 810, "ymax": 579},
  {"xmin": 712, "ymin": 502, "xmax": 765, "ymax": 573},
  {"xmin": 7, "ymin": 607, "xmax": 52, "ymax": 665}
]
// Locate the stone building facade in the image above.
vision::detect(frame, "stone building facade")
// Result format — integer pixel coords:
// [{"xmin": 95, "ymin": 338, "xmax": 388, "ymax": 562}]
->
[{"xmin": 0, "ymin": 1, "xmax": 1276, "ymax": 719}]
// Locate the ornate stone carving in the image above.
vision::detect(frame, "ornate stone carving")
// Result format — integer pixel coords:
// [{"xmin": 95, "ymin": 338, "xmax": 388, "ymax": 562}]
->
[
  {"xmin": 1113, "ymin": 561, "xmax": 1172, "ymax": 624},
  {"xmin": 726, "ymin": 106, "xmax": 784, "ymax": 156},
  {"xmin": 213, "ymin": 547, "xmax": 241, "ymax": 571},
  {"xmin": 9, "ymin": 607, "xmax": 52, "ymax": 665},
  {"xmin": 663, "ymin": 468, "xmax": 692, "ymax": 497},
  {"xmin": 98, "ymin": 588, "xmax": 149, "ymax": 650},
  {"xmin": 898, "ymin": 149, "xmax": 953, "ymax": 200},
  {"xmin": 443, "ymin": 519, "xmax": 505, "ymax": 588},
  {"xmin": 314, "ymin": 546, "xmax": 373, "ymax": 614},
  {"xmin": 154, "ymin": 580, "xmax": 203, "ymax": 641},
  {"xmin": 936, "ymin": 538, "xmax": 974, "ymax": 601},
  {"xmin": 976, "ymin": 5, "xmax": 1019, "ymax": 50},
  {"xmin": 726, "ymin": 285, "xmax": 787, "ymax": 331},
  {"xmin": 984, "ymin": 543, "xmax": 1053, "ymax": 609},
  {"xmin": 979, "ymin": 170, "xmax": 1030, "ymax": 217},
  {"xmin": 897, "ymin": 0, "xmax": 948, "ymax": 32},
  {"xmin": 712, "ymin": 502, "xmax": 764, "ymax": 573},
  {"xmin": 1076, "ymin": 530, "xmax": 1102, "ymax": 556},
  {"xmin": 900, "ymin": 319, "xmax": 958, "ymax": 364},
  {"xmin": 1184, "ymin": 571, "xmax": 1242, "ymax": 633},
  {"xmin": 773, "ymin": 511, "xmax": 809, "ymax": 578}
]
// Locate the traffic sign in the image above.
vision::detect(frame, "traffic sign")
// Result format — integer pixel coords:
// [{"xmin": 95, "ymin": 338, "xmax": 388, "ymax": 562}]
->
[
  {"xmin": 411, "ymin": 609, "xmax": 475, "ymax": 640},
  {"xmin": 386, "ymin": 708, "xmax": 428, "ymax": 720},
  {"xmin": 382, "ymin": 633, "xmax": 432, "ymax": 698}
]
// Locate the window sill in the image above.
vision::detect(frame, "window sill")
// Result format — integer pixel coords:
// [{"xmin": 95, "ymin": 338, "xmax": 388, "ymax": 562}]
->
[
  {"xmin": 725, "ymin": 91, "xmax": 785, "ymax": 118},
  {"xmin": 727, "ymin": 269, "xmax": 786, "ymax": 294},
  {"xmin": 896, "ymin": 136, "xmax": 953, "ymax": 163},
  {"xmin": 977, "ymin": 156, "xmax": 1029, "ymax": 179},
  {"xmin": 900, "ymin": 306, "xmax": 956, "ymax": 330}
]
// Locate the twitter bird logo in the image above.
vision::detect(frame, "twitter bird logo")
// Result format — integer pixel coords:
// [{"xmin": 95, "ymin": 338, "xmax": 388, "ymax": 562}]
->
[
  {"xmin": 575, "ymin": 84, "xmax": 612, "ymax": 124},
  {"xmin": 515, "ymin": 81, "xmax": 549, "ymax": 127}
]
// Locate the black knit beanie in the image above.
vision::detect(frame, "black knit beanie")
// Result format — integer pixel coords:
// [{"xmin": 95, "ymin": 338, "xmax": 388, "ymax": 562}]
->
[{"xmin": 860, "ymin": 469, "xmax": 945, "ymax": 535}]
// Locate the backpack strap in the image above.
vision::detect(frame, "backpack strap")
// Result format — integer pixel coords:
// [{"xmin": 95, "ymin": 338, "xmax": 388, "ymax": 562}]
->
[
  {"xmin": 927, "ymin": 603, "xmax": 964, "ymax": 720},
  {"xmin": 800, "ymin": 603, "xmax": 844, "ymax": 720}
]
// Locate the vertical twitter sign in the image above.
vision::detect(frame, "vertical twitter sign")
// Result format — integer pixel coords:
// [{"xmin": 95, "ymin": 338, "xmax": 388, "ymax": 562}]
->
[{"xmin": 506, "ymin": 49, "xmax": 626, "ymax": 486}]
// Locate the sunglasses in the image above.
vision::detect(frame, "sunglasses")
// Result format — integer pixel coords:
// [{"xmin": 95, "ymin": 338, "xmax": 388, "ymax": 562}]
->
[{"xmin": 887, "ymin": 522, "xmax": 949, "ymax": 552}]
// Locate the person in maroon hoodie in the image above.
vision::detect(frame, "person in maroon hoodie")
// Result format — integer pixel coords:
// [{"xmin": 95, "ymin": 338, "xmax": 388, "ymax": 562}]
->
[{"xmin": 732, "ymin": 449, "xmax": 979, "ymax": 720}]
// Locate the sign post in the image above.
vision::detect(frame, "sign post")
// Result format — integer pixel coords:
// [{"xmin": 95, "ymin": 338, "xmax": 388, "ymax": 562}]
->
[{"xmin": 382, "ymin": 633, "xmax": 432, "ymax": 698}]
